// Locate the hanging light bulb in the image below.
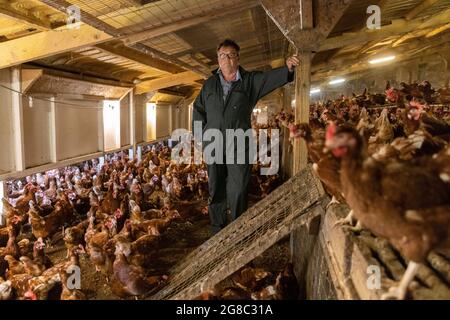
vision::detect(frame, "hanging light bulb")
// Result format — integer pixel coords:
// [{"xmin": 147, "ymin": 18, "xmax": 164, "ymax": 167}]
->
[{"xmin": 28, "ymin": 96, "xmax": 33, "ymax": 108}]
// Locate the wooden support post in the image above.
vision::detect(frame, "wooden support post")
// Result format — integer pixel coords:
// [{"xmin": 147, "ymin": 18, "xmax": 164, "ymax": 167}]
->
[
  {"xmin": 293, "ymin": 52, "xmax": 311, "ymax": 174},
  {"xmin": 11, "ymin": 67, "xmax": 25, "ymax": 172},
  {"xmin": 292, "ymin": 0, "xmax": 313, "ymax": 175},
  {"xmin": 281, "ymin": 85, "xmax": 292, "ymax": 179},
  {"xmin": 49, "ymin": 96, "xmax": 57, "ymax": 163}
]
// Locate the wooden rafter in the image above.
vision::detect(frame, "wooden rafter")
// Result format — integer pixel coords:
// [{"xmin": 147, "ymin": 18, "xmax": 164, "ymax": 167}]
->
[
  {"xmin": 187, "ymin": 54, "xmax": 211, "ymax": 72},
  {"xmin": 0, "ymin": 0, "xmax": 263, "ymax": 77},
  {"xmin": 123, "ymin": 0, "xmax": 260, "ymax": 45},
  {"xmin": 321, "ymin": 0, "xmax": 390, "ymax": 65},
  {"xmin": 125, "ymin": 0, "xmax": 162, "ymax": 6},
  {"xmin": 405, "ymin": 0, "xmax": 440, "ymax": 21},
  {"xmin": 396, "ymin": 7, "xmax": 450, "ymax": 47},
  {"xmin": 21, "ymin": 68, "xmax": 43, "ymax": 93},
  {"xmin": 0, "ymin": 24, "xmax": 111, "ymax": 69},
  {"xmin": 426, "ymin": 22, "xmax": 450, "ymax": 38},
  {"xmin": 28, "ymin": 73, "xmax": 132, "ymax": 99},
  {"xmin": 135, "ymin": 71, "xmax": 203, "ymax": 95},
  {"xmin": 323, "ymin": 7, "xmax": 450, "ymax": 51},
  {"xmin": 312, "ymin": 33, "xmax": 450, "ymax": 81},
  {"xmin": 171, "ymin": 26, "xmax": 285, "ymax": 59},
  {"xmin": 39, "ymin": 0, "xmax": 208, "ymax": 78},
  {"xmin": 0, "ymin": 0, "xmax": 53, "ymax": 30},
  {"xmin": 96, "ymin": 42, "xmax": 182, "ymax": 75}
]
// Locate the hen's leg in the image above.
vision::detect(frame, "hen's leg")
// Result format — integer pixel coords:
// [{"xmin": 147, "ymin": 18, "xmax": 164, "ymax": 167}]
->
[
  {"xmin": 348, "ymin": 220, "xmax": 363, "ymax": 232},
  {"xmin": 326, "ymin": 196, "xmax": 340, "ymax": 210},
  {"xmin": 334, "ymin": 210, "xmax": 356, "ymax": 227},
  {"xmin": 381, "ymin": 261, "xmax": 419, "ymax": 300}
]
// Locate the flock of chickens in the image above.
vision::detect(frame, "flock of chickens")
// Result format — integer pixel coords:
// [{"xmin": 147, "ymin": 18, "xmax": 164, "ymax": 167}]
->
[
  {"xmin": 278, "ymin": 81, "xmax": 450, "ymax": 299},
  {"xmin": 196, "ymin": 263, "xmax": 299, "ymax": 300},
  {"xmin": 0, "ymin": 139, "xmax": 286, "ymax": 300},
  {"xmin": 2, "ymin": 80, "xmax": 448, "ymax": 300},
  {"xmin": 0, "ymin": 144, "xmax": 212, "ymax": 300}
]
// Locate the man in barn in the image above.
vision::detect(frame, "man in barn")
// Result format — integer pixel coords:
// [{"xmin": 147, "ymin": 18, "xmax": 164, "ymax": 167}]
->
[{"xmin": 192, "ymin": 39, "xmax": 299, "ymax": 234}]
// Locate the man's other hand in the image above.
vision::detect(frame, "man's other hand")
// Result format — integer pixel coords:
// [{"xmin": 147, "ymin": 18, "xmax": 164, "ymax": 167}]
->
[{"xmin": 286, "ymin": 55, "xmax": 300, "ymax": 72}]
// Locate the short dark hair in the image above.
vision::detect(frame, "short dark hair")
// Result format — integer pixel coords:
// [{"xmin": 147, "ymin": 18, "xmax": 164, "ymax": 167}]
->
[{"xmin": 217, "ymin": 39, "xmax": 240, "ymax": 53}]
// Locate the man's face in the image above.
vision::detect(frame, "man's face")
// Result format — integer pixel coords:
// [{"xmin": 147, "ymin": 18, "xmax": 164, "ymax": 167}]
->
[{"xmin": 218, "ymin": 46, "xmax": 239, "ymax": 74}]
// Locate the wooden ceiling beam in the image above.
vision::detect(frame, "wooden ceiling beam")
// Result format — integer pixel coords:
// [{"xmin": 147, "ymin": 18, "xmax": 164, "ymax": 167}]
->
[
  {"xmin": 405, "ymin": 0, "xmax": 440, "ymax": 21},
  {"xmin": 21, "ymin": 68, "xmax": 43, "ymax": 93},
  {"xmin": 314, "ymin": 31, "xmax": 450, "ymax": 71},
  {"xmin": 0, "ymin": 24, "xmax": 112, "ymax": 69},
  {"xmin": 28, "ymin": 73, "xmax": 132, "ymax": 99},
  {"xmin": 187, "ymin": 54, "xmax": 211, "ymax": 73},
  {"xmin": 322, "ymin": 8, "xmax": 450, "ymax": 51},
  {"xmin": 96, "ymin": 42, "xmax": 182, "ymax": 75},
  {"xmin": 123, "ymin": 1, "xmax": 259, "ymax": 45},
  {"xmin": 0, "ymin": 0, "xmax": 53, "ymax": 30},
  {"xmin": 39, "ymin": 0, "xmax": 208, "ymax": 78},
  {"xmin": 135, "ymin": 71, "xmax": 203, "ymax": 94},
  {"xmin": 0, "ymin": 0, "xmax": 260, "ymax": 74},
  {"xmin": 171, "ymin": 25, "xmax": 284, "ymax": 58},
  {"xmin": 311, "ymin": 34, "xmax": 450, "ymax": 82},
  {"xmin": 426, "ymin": 22, "xmax": 450, "ymax": 38},
  {"xmin": 125, "ymin": 0, "xmax": 162, "ymax": 6},
  {"xmin": 39, "ymin": 0, "xmax": 119, "ymax": 35}
]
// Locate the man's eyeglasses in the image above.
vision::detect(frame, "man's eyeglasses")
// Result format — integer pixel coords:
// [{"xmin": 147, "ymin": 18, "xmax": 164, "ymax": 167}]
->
[{"xmin": 218, "ymin": 52, "xmax": 238, "ymax": 60}]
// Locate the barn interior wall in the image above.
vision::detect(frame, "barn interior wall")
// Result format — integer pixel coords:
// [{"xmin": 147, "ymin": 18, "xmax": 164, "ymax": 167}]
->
[{"xmin": 0, "ymin": 68, "xmax": 15, "ymax": 174}]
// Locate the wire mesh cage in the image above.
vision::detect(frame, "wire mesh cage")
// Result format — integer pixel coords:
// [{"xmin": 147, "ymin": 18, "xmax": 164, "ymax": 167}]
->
[{"xmin": 149, "ymin": 165, "xmax": 327, "ymax": 300}]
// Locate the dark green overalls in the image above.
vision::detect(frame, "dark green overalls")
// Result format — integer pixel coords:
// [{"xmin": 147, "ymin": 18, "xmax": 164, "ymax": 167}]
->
[{"xmin": 192, "ymin": 65, "xmax": 294, "ymax": 233}]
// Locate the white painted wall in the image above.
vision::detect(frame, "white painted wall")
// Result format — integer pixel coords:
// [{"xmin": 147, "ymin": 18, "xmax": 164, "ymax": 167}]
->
[
  {"xmin": 0, "ymin": 182, "xmax": 4, "ymax": 226},
  {"xmin": 172, "ymin": 106, "xmax": 179, "ymax": 130},
  {"xmin": 120, "ymin": 95, "xmax": 130, "ymax": 146},
  {"xmin": 156, "ymin": 104, "xmax": 171, "ymax": 138},
  {"xmin": 0, "ymin": 69, "xmax": 14, "ymax": 173},
  {"xmin": 146, "ymin": 102, "xmax": 156, "ymax": 141},
  {"xmin": 178, "ymin": 105, "xmax": 189, "ymax": 130},
  {"xmin": 134, "ymin": 95, "xmax": 145, "ymax": 144},
  {"xmin": 22, "ymin": 96, "xmax": 52, "ymax": 168},
  {"xmin": 103, "ymin": 100, "xmax": 121, "ymax": 151},
  {"xmin": 56, "ymin": 99, "xmax": 102, "ymax": 161}
]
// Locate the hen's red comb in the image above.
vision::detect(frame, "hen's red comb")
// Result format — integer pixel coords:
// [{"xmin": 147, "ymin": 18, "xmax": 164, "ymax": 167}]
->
[
  {"xmin": 409, "ymin": 99, "xmax": 425, "ymax": 110},
  {"xmin": 326, "ymin": 122, "xmax": 337, "ymax": 140}
]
